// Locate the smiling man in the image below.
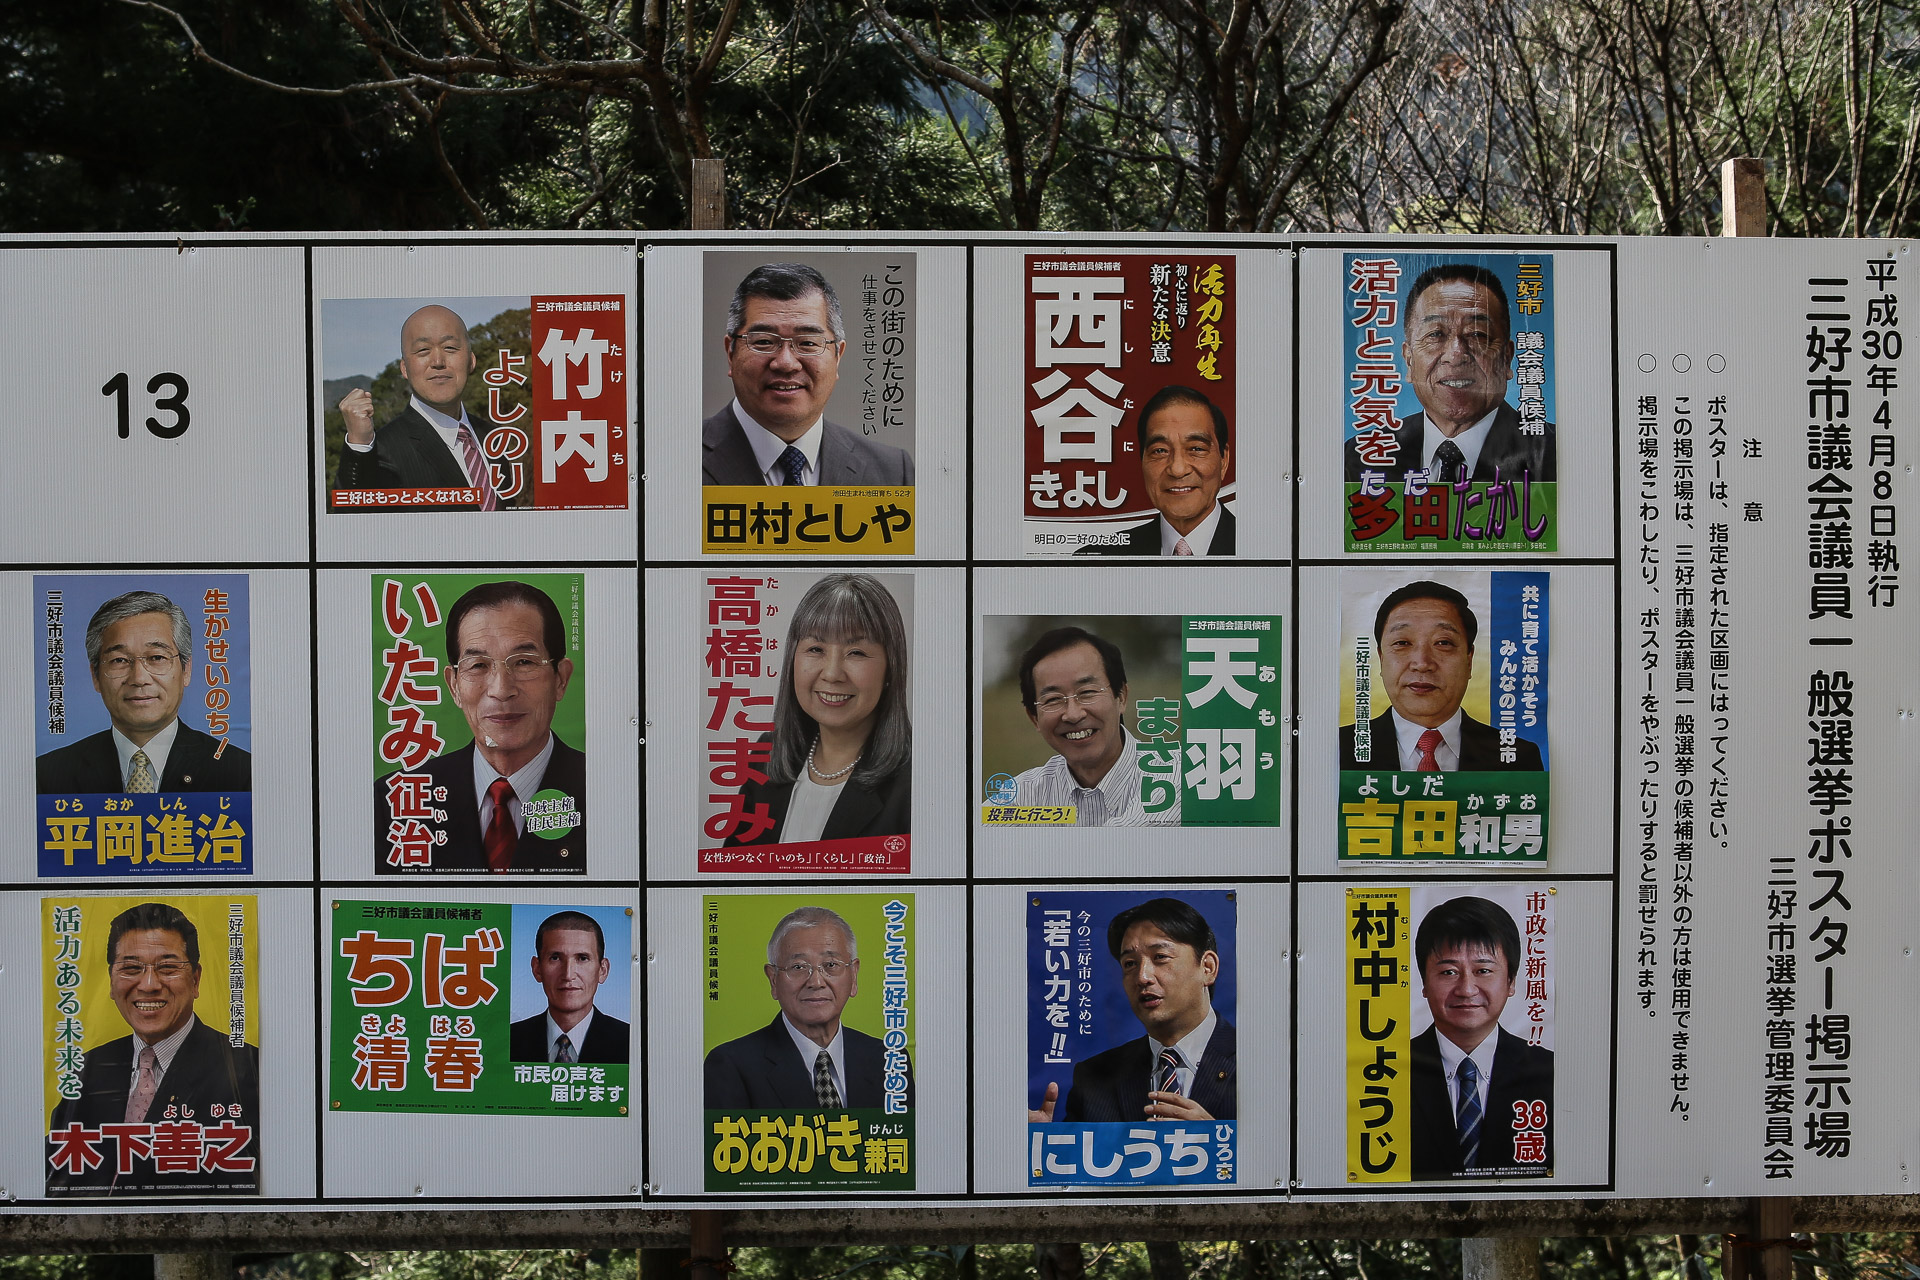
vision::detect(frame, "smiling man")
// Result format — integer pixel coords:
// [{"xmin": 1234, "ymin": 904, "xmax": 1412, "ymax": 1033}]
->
[
  {"xmin": 1339, "ymin": 581, "xmax": 1543, "ymax": 773},
  {"xmin": 373, "ymin": 580, "xmax": 586, "ymax": 872},
  {"xmin": 509, "ymin": 911, "xmax": 628, "ymax": 1064},
  {"xmin": 335, "ymin": 304, "xmax": 506, "ymax": 508},
  {"xmin": 48, "ymin": 902, "xmax": 261, "ymax": 1194},
  {"xmin": 701, "ymin": 263, "xmax": 914, "ymax": 487},
  {"xmin": 38, "ymin": 590, "xmax": 252, "ymax": 795},
  {"xmin": 1028, "ymin": 897, "xmax": 1235, "ymax": 1124},
  {"xmin": 1408, "ymin": 895, "xmax": 1553, "ymax": 1178},
  {"xmin": 703, "ymin": 905, "xmax": 914, "ymax": 1109},
  {"xmin": 1343, "ymin": 263, "xmax": 1555, "ymax": 485},
  {"xmin": 1077, "ymin": 385, "xmax": 1235, "ymax": 556},
  {"xmin": 1007, "ymin": 626, "xmax": 1178, "ymax": 826}
]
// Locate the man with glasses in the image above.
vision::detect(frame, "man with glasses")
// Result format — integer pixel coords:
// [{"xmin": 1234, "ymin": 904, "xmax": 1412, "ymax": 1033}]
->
[
  {"xmin": 1005, "ymin": 626, "xmax": 1179, "ymax": 826},
  {"xmin": 702, "ymin": 262, "xmax": 915, "ymax": 486},
  {"xmin": 703, "ymin": 905, "xmax": 913, "ymax": 1110},
  {"xmin": 47, "ymin": 901, "xmax": 261, "ymax": 1194},
  {"xmin": 373, "ymin": 580, "xmax": 585, "ymax": 873},
  {"xmin": 37, "ymin": 590, "xmax": 252, "ymax": 794},
  {"xmin": 1343, "ymin": 263, "xmax": 1555, "ymax": 485}
]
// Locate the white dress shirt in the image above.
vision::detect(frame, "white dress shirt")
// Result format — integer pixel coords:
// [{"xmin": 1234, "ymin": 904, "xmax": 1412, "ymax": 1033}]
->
[
  {"xmin": 1158, "ymin": 502, "xmax": 1224, "ymax": 556},
  {"xmin": 1434, "ymin": 1027, "xmax": 1500, "ymax": 1117},
  {"xmin": 781, "ymin": 1014, "xmax": 846, "ymax": 1099},
  {"xmin": 735, "ymin": 399, "xmax": 824, "ymax": 485},
  {"xmin": 1009, "ymin": 739, "xmax": 1181, "ymax": 826},
  {"xmin": 1420, "ymin": 406, "xmax": 1500, "ymax": 478},
  {"xmin": 112, "ymin": 719, "xmax": 181, "ymax": 789},
  {"xmin": 1390, "ymin": 708, "xmax": 1465, "ymax": 772},
  {"xmin": 1148, "ymin": 1007, "xmax": 1218, "ymax": 1097},
  {"xmin": 543, "ymin": 1007, "xmax": 597, "ymax": 1062}
]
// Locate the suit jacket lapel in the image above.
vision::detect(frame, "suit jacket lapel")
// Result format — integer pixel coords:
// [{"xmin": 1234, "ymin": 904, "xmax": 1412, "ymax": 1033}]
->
[
  {"xmin": 821, "ymin": 779, "xmax": 883, "ymax": 840},
  {"xmin": 816, "ymin": 422, "xmax": 866, "ymax": 485}
]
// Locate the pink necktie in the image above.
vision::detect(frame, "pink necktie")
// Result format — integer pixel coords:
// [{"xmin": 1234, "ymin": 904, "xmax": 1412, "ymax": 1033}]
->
[
  {"xmin": 456, "ymin": 421, "xmax": 499, "ymax": 511},
  {"xmin": 1415, "ymin": 728, "xmax": 1443, "ymax": 772},
  {"xmin": 1174, "ymin": 538, "xmax": 1194, "ymax": 556},
  {"xmin": 125, "ymin": 1045, "xmax": 159, "ymax": 1122}
]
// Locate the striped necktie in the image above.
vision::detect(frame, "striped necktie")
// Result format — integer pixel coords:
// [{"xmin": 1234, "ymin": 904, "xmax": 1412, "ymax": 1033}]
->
[
  {"xmin": 1455, "ymin": 1053, "xmax": 1484, "ymax": 1168},
  {"xmin": 456, "ymin": 420, "xmax": 499, "ymax": 510},
  {"xmin": 1157, "ymin": 1046, "xmax": 1184, "ymax": 1097}
]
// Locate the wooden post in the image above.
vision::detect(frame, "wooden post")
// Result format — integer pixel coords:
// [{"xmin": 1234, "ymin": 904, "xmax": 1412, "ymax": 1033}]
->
[
  {"xmin": 1721, "ymin": 157, "xmax": 1766, "ymax": 236},
  {"xmin": 1461, "ymin": 1238, "xmax": 1540, "ymax": 1280},
  {"xmin": 1755, "ymin": 1197, "xmax": 1795, "ymax": 1280},
  {"xmin": 691, "ymin": 158, "xmax": 726, "ymax": 230},
  {"xmin": 689, "ymin": 1209, "xmax": 728, "ymax": 1280},
  {"xmin": 154, "ymin": 1256, "xmax": 231, "ymax": 1280}
]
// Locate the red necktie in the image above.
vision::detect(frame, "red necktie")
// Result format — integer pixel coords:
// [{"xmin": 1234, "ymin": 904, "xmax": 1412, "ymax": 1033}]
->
[
  {"xmin": 1415, "ymin": 728, "xmax": 1443, "ymax": 772},
  {"xmin": 457, "ymin": 421, "xmax": 499, "ymax": 511},
  {"xmin": 484, "ymin": 777, "xmax": 517, "ymax": 872}
]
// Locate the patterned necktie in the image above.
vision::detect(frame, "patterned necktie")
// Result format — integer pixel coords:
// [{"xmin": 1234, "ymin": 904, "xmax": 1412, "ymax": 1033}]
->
[
  {"xmin": 456, "ymin": 421, "xmax": 499, "ymax": 511},
  {"xmin": 813, "ymin": 1047, "xmax": 842, "ymax": 1107},
  {"xmin": 1455, "ymin": 1053, "xmax": 1484, "ymax": 1168},
  {"xmin": 484, "ymin": 777, "xmax": 517, "ymax": 872},
  {"xmin": 125, "ymin": 1045, "xmax": 159, "ymax": 1122},
  {"xmin": 1433, "ymin": 439, "xmax": 1467, "ymax": 484},
  {"xmin": 126, "ymin": 749, "xmax": 157, "ymax": 793},
  {"xmin": 554, "ymin": 1033, "xmax": 576, "ymax": 1064},
  {"xmin": 1173, "ymin": 537, "xmax": 1194, "ymax": 556},
  {"xmin": 1415, "ymin": 728, "xmax": 1444, "ymax": 772},
  {"xmin": 778, "ymin": 444, "xmax": 808, "ymax": 486},
  {"xmin": 1157, "ymin": 1046, "xmax": 1184, "ymax": 1097}
]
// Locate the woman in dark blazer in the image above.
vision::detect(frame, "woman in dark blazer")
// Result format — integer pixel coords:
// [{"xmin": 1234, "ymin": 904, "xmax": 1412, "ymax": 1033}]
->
[{"xmin": 725, "ymin": 573, "xmax": 910, "ymax": 845}]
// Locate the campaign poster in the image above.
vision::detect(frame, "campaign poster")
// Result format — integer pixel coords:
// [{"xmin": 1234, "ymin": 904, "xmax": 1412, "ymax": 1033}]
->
[
  {"xmin": 698, "ymin": 254, "xmax": 916, "ymax": 555},
  {"xmin": 702, "ymin": 894, "xmax": 914, "ymax": 1192},
  {"xmin": 1346, "ymin": 884, "xmax": 1554, "ymax": 1182},
  {"xmin": 44, "ymin": 894, "xmax": 260, "ymax": 1196},
  {"xmin": 980, "ymin": 615, "xmax": 1281, "ymax": 827},
  {"xmin": 35, "ymin": 575, "xmax": 254, "ymax": 877},
  {"xmin": 699, "ymin": 571, "xmax": 914, "ymax": 875},
  {"xmin": 322, "ymin": 294, "xmax": 629, "ymax": 512},
  {"xmin": 1342, "ymin": 252, "xmax": 1557, "ymax": 553},
  {"xmin": 1026, "ymin": 889, "xmax": 1237, "ymax": 1188},
  {"xmin": 332, "ymin": 901, "xmax": 631, "ymax": 1116},
  {"xmin": 1025, "ymin": 255, "xmax": 1238, "ymax": 556},
  {"xmin": 1339, "ymin": 571, "xmax": 1550, "ymax": 861},
  {"xmin": 370, "ymin": 573, "xmax": 588, "ymax": 874}
]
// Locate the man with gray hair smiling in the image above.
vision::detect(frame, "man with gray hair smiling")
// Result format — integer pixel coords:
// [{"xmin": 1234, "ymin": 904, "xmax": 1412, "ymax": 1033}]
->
[
  {"xmin": 37, "ymin": 590, "xmax": 252, "ymax": 794},
  {"xmin": 703, "ymin": 904, "xmax": 914, "ymax": 1110},
  {"xmin": 702, "ymin": 262, "xmax": 915, "ymax": 487}
]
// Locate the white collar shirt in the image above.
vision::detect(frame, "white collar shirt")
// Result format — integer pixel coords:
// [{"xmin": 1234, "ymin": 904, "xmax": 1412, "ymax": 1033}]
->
[
  {"xmin": 112, "ymin": 719, "xmax": 181, "ymax": 790},
  {"xmin": 781, "ymin": 1014, "xmax": 846, "ymax": 1100},
  {"xmin": 545, "ymin": 1007, "xmax": 596, "ymax": 1062},
  {"xmin": 1434, "ymin": 1027, "xmax": 1501, "ymax": 1117},
  {"xmin": 1009, "ymin": 737, "xmax": 1181, "ymax": 826},
  {"xmin": 1390, "ymin": 707, "xmax": 1464, "ymax": 772},
  {"xmin": 1147, "ymin": 1007, "xmax": 1218, "ymax": 1096},
  {"xmin": 1420, "ymin": 406, "xmax": 1500, "ymax": 479},
  {"xmin": 735, "ymin": 399, "xmax": 824, "ymax": 485},
  {"xmin": 1158, "ymin": 501, "xmax": 1223, "ymax": 556}
]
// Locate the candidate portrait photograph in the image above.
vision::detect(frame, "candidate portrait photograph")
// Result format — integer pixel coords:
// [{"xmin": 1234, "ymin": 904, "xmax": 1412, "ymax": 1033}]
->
[
  {"xmin": 1344, "ymin": 259, "xmax": 1555, "ymax": 486},
  {"xmin": 37, "ymin": 587, "xmax": 253, "ymax": 796},
  {"xmin": 1076, "ymin": 385, "xmax": 1236, "ymax": 557},
  {"xmin": 702, "ymin": 259, "xmax": 915, "ymax": 488},
  {"xmin": 508, "ymin": 907, "xmax": 631, "ymax": 1065}
]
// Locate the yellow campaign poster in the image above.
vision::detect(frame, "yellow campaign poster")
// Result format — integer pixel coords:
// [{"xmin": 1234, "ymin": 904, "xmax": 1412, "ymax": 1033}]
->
[
  {"xmin": 43, "ymin": 895, "xmax": 260, "ymax": 1197},
  {"xmin": 1346, "ymin": 886, "xmax": 1409, "ymax": 1183}
]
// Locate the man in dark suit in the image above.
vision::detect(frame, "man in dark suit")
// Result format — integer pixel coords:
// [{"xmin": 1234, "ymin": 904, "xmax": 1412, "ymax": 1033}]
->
[
  {"xmin": 37, "ymin": 591, "xmax": 252, "ymax": 794},
  {"xmin": 333, "ymin": 303, "xmax": 501, "ymax": 509},
  {"xmin": 47, "ymin": 902, "xmax": 260, "ymax": 1195},
  {"xmin": 702, "ymin": 263, "xmax": 913, "ymax": 487},
  {"xmin": 1077, "ymin": 385, "xmax": 1236, "ymax": 557},
  {"xmin": 704, "ymin": 905, "xmax": 914, "ymax": 1110},
  {"xmin": 1407, "ymin": 895, "xmax": 1553, "ymax": 1179},
  {"xmin": 1338, "ymin": 580, "xmax": 1543, "ymax": 772},
  {"xmin": 1344, "ymin": 263, "xmax": 1554, "ymax": 485},
  {"xmin": 509, "ymin": 911, "xmax": 629, "ymax": 1063},
  {"xmin": 375, "ymin": 580, "xmax": 586, "ymax": 873},
  {"xmin": 1030, "ymin": 897, "xmax": 1236, "ymax": 1124}
]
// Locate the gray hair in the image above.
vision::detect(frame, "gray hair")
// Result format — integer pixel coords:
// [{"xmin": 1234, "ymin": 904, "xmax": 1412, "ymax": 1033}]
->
[
  {"xmin": 86, "ymin": 591, "xmax": 191, "ymax": 668},
  {"xmin": 766, "ymin": 906, "xmax": 859, "ymax": 965},
  {"xmin": 767, "ymin": 574, "xmax": 911, "ymax": 788},
  {"xmin": 727, "ymin": 262, "xmax": 844, "ymax": 343}
]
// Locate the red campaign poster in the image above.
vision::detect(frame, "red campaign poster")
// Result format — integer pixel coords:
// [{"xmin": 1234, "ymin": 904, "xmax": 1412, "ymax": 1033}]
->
[{"xmin": 1023, "ymin": 256, "xmax": 1236, "ymax": 553}]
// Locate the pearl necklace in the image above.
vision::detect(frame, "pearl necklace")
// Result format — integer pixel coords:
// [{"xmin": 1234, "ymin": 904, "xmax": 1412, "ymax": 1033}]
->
[{"xmin": 807, "ymin": 737, "xmax": 860, "ymax": 782}]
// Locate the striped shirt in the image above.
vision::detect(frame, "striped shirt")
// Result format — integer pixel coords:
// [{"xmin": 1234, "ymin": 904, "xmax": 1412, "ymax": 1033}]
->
[{"xmin": 1009, "ymin": 744, "xmax": 1181, "ymax": 826}]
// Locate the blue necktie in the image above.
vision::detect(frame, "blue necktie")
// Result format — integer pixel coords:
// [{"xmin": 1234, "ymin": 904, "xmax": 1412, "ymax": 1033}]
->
[
  {"xmin": 1455, "ymin": 1054, "xmax": 1483, "ymax": 1168},
  {"xmin": 778, "ymin": 444, "xmax": 807, "ymax": 486},
  {"xmin": 1157, "ymin": 1047, "xmax": 1183, "ymax": 1097}
]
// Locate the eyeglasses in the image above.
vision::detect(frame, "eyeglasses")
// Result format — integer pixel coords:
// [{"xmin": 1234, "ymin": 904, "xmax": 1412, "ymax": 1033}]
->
[
  {"xmin": 111, "ymin": 961, "xmax": 193, "ymax": 982},
  {"xmin": 98, "ymin": 652, "xmax": 183, "ymax": 679},
  {"xmin": 1033, "ymin": 686, "xmax": 1114, "ymax": 716},
  {"xmin": 734, "ymin": 333, "xmax": 838, "ymax": 358},
  {"xmin": 773, "ymin": 960, "xmax": 853, "ymax": 980},
  {"xmin": 450, "ymin": 655, "xmax": 557, "ymax": 684}
]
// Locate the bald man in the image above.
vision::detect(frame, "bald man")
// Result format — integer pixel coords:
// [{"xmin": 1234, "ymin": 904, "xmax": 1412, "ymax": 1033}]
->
[{"xmin": 333, "ymin": 304, "xmax": 504, "ymax": 508}]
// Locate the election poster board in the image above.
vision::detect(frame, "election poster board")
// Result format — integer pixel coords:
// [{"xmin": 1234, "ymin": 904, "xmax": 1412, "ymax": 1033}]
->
[
  {"xmin": 34, "ymin": 574, "xmax": 255, "ymax": 878},
  {"xmin": 369, "ymin": 573, "xmax": 588, "ymax": 875},
  {"xmin": 695, "ymin": 253, "xmax": 918, "ymax": 556},
  {"xmin": 43, "ymin": 893, "xmax": 260, "ymax": 1197},
  {"xmin": 330, "ymin": 900, "xmax": 632, "ymax": 1116},
  {"xmin": 1337, "ymin": 570, "xmax": 1551, "ymax": 861},
  {"xmin": 696, "ymin": 570, "xmax": 915, "ymax": 875},
  {"xmin": 701, "ymin": 893, "xmax": 915, "ymax": 1192},
  {"xmin": 1026, "ymin": 889, "xmax": 1238, "ymax": 1189}
]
